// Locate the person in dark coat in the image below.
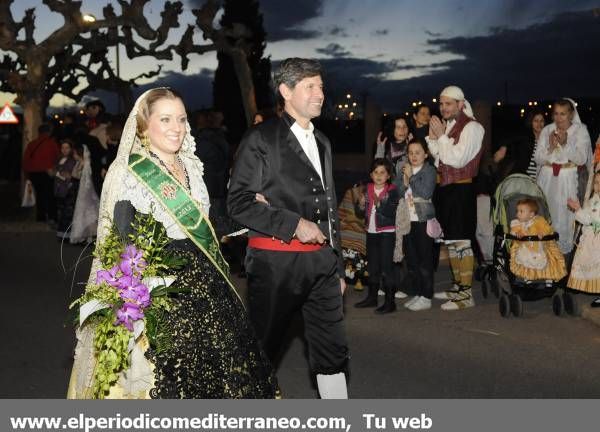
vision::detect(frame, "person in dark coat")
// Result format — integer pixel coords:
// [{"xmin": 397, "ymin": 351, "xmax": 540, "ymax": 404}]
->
[
  {"xmin": 412, "ymin": 104, "xmax": 431, "ymax": 142},
  {"xmin": 494, "ymin": 108, "xmax": 546, "ymax": 180},
  {"xmin": 193, "ymin": 110, "xmax": 230, "ymax": 236},
  {"xmin": 22, "ymin": 123, "xmax": 59, "ymax": 222},
  {"xmin": 228, "ymin": 58, "xmax": 349, "ymax": 399}
]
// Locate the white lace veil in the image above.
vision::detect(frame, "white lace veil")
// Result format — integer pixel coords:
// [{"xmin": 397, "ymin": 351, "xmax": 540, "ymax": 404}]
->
[
  {"xmin": 89, "ymin": 88, "xmax": 202, "ymax": 284},
  {"xmin": 563, "ymin": 97, "xmax": 582, "ymax": 125},
  {"xmin": 69, "ymin": 88, "xmax": 205, "ymax": 398}
]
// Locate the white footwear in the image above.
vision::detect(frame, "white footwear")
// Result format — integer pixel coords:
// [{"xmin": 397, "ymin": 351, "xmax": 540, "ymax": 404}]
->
[
  {"xmin": 394, "ymin": 290, "xmax": 408, "ymax": 299},
  {"xmin": 378, "ymin": 289, "xmax": 385, "ymax": 296},
  {"xmin": 404, "ymin": 296, "xmax": 420, "ymax": 308},
  {"xmin": 408, "ymin": 296, "xmax": 432, "ymax": 311},
  {"xmin": 440, "ymin": 291, "xmax": 475, "ymax": 310},
  {"xmin": 316, "ymin": 372, "xmax": 348, "ymax": 399},
  {"xmin": 433, "ymin": 284, "xmax": 460, "ymax": 300}
]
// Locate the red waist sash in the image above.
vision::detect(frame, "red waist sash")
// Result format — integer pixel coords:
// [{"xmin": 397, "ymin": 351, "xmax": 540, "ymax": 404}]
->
[{"xmin": 248, "ymin": 237, "xmax": 324, "ymax": 252}]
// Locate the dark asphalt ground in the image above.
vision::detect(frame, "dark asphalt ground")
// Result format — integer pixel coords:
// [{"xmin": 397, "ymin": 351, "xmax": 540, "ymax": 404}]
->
[{"xmin": 2, "ymin": 228, "xmax": 600, "ymax": 399}]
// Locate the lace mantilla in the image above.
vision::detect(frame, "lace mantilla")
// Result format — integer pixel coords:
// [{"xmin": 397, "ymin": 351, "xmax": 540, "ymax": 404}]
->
[{"xmin": 118, "ymin": 156, "xmax": 210, "ymax": 240}]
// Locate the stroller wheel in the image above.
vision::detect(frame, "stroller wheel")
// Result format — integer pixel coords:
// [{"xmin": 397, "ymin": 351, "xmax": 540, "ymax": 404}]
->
[
  {"xmin": 499, "ymin": 294, "xmax": 511, "ymax": 318},
  {"xmin": 563, "ymin": 292, "xmax": 580, "ymax": 317},
  {"xmin": 552, "ymin": 293, "xmax": 563, "ymax": 316},
  {"xmin": 495, "ymin": 271, "xmax": 509, "ymax": 299},
  {"xmin": 510, "ymin": 294, "xmax": 524, "ymax": 317}
]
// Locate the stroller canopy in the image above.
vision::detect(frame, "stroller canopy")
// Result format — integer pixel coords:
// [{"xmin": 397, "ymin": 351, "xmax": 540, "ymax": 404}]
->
[{"xmin": 492, "ymin": 174, "xmax": 552, "ymax": 229}]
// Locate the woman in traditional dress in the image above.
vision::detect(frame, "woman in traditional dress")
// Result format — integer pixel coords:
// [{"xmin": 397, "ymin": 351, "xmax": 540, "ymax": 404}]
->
[
  {"xmin": 69, "ymin": 142, "xmax": 100, "ymax": 244},
  {"xmin": 567, "ymin": 171, "xmax": 600, "ymax": 307},
  {"xmin": 534, "ymin": 98, "xmax": 592, "ymax": 254},
  {"xmin": 67, "ymin": 88, "xmax": 277, "ymax": 399}
]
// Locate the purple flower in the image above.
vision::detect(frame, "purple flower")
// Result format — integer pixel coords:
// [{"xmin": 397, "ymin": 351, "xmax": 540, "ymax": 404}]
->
[
  {"xmin": 115, "ymin": 302, "xmax": 144, "ymax": 331},
  {"xmin": 96, "ymin": 265, "xmax": 120, "ymax": 287},
  {"xmin": 116, "ymin": 274, "xmax": 138, "ymax": 290},
  {"xmin": 119, "ymin": 245, "xmax": 147, "ymax": 276},
  {"xmin": 119, "ymin": 282, "xmax": 151, "ymax": 308}
]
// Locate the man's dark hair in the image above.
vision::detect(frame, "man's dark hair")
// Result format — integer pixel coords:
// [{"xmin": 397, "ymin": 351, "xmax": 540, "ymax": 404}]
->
[{"xmin": 274, "ymin": 58, "xmax": 322, "ymax": 106}]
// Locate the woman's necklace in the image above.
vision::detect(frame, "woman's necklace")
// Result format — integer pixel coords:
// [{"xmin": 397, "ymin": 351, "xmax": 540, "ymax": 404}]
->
[{"xmin": 148, "ymin": 149, "xmax": 190, "ymax": 191}]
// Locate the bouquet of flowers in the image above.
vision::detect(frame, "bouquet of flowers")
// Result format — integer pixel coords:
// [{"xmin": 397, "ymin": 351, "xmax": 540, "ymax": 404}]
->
[
  {"xmin": 71, "ymin": 212, "xmax": 186, "ymax": 398},
  {"xmin": 342, "ymin": 248, "xmax": 368, "ymax": 290}
]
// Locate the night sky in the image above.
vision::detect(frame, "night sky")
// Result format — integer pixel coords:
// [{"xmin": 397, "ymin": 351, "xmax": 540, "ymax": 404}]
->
[{"xmin": 1, "ymin": 0, "xmax": 599, "ymax": 112}]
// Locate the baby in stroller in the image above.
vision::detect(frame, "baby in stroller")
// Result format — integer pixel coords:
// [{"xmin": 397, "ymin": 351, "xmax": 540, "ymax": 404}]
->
[{"xmin": 509, "ymin": 198, "xmax": 566, "ymax": 282}]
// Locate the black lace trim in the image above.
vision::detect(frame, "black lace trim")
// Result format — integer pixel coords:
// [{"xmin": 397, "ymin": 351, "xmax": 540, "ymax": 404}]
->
[{"xmin": 145, "ymin": 244, "xmax": 278, "ymax": 398}]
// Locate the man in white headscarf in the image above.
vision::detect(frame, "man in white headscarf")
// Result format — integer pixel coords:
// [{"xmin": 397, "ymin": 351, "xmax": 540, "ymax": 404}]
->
[{"xmin": 426, "ymin": 85, "xmax": 485, "ymax": 310}]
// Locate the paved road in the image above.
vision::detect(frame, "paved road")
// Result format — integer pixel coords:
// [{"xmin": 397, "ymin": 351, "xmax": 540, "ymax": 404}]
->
[{"xmin": 2, "ymin": 230, "xmax": 600, "ymax": 398}]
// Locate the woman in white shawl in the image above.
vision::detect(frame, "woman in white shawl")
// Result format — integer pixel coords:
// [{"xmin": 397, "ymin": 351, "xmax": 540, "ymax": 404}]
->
[
  {"xmin": 67, "ymin": 88, "xmax": 277, "ymax": 399},
  {"xmin": 534, "ymin": 98, "xmax": 592, "ymax": 254},
  {"xmin": 69, "ymin": 144, "xmax": 99, "ymax": 244}
]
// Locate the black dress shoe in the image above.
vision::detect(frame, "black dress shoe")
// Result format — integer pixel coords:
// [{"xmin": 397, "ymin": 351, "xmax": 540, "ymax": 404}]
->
[
  {"xmin": 374, "ymin": 302, "xmax": 396, "ymax": 314},
  {"xmin": 590, "ymin": 298, "xmax": 600, "ymax": 308}
]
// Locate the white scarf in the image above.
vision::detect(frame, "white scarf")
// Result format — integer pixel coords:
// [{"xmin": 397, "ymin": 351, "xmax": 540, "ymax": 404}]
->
[{"xmin": 440, "ymin": 85, "xmax": 475, "ymax": 119}]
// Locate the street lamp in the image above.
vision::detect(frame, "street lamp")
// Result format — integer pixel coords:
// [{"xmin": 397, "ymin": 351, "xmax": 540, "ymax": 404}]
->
[{"xmin": 82, "ymin": 13, "xmax": 96, "ymax": 23}]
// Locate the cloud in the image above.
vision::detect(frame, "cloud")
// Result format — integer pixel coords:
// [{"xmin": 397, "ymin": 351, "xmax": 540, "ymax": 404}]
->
[
  {"xmin": 316, "ymin": 43, "xmax": 351, "ymax": 58},
  {"xmin": 495, "ymin": 0, "xmax": 599, "ymax": 27},
  {"xmin": 371, "ymin": 29, "xmax": 389, "ymax": 36},
  {"xmin": 186, "ymin": 0, "xmax": 323, "ymax": 42},
  {"xmin": 424, "ymin": 29, "xmax": 442, "ymax": 37},
  {"xmin": 357, "ymin": 8, "xmax": 600, "ymax": 110},
  {"xmin": 411, "ymin": 9, "xmax": 600, "ymax": 101},
  {"xmin": 329, "ymin": 26, "xmax": 349, "ymax": 37},
  {"xmin": 258, "ymin": 0, "xmax": 324, "ymax": 41},
  {"xmin": 136, "ymin": 69, "xmax": 214, "ymax": 111}
]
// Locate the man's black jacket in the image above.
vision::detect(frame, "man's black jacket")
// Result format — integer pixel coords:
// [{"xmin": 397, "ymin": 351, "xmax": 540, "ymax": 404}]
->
[{"xmin": 227, "ymin": 113, "xmax": 344, "ymax": 276}]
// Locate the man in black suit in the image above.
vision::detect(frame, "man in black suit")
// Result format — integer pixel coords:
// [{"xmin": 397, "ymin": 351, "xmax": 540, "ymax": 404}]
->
[{"xmin": 228, "ymin": 58, "xmax": 349, "ymax": 399}]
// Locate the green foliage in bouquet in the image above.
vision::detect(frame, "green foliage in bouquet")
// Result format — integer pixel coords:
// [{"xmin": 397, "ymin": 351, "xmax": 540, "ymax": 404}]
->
[
  {"xmin": 72, "ymin": 211, "xmax": 189, "ymax": 398},
  {"xmin": 91, "ymin": 313, "xmax": 131, "ymax": 398}
]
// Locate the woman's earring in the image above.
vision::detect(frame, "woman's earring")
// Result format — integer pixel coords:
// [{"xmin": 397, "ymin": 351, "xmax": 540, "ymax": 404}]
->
[{"xmin": 142, "ymin": 133, "xmax": 149, "ymax": 150}]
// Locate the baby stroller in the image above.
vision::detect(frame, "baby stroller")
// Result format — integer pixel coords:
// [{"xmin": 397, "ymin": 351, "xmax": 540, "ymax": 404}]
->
[{"xmin": 480, "ymin": 174, "xmax": 573, "ymax": 317}]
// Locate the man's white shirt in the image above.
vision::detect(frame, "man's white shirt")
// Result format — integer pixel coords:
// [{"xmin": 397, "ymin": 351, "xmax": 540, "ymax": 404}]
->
[
  {"xmin": 426, "ymin": 118, "xmax": 484, "ymax": 168},
  {"xmin": 291, "ymin": 121, "xmax": 333, "ymax": 241}
]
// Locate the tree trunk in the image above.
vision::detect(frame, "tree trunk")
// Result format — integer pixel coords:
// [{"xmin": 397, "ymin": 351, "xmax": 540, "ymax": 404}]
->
[
  {"xmin": 228, "ymin": 48, "xmax": 257, "ymax": 127},
  {"xmin": 21, "ymin": 97, "xmax": 44, "ymax": 156}
]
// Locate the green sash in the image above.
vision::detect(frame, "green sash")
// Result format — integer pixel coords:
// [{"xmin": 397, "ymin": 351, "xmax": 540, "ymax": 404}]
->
[{"xmin": 128, "ymin": 154, "xmax": 239, "ymax": 298}]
